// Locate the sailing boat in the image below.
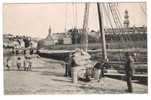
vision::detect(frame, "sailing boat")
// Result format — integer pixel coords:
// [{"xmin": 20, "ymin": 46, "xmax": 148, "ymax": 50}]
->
[
  {"xmin": 38, "ymin": 3, "xmax": 147, "ymax": 81},
  {"xmin": 38, "ymin": 3, "xmax": 147, "ymax": 62}
]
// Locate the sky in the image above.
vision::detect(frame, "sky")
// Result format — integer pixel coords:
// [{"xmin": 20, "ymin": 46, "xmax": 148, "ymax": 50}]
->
[{"xmin": 3, "ymin": 2, "xmax": 147, "ymax": 39}]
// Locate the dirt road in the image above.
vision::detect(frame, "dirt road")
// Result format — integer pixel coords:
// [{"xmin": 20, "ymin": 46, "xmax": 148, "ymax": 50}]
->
[{"xmin": 4, "ymin": 56, "xmax": 148, "ymax": 94}]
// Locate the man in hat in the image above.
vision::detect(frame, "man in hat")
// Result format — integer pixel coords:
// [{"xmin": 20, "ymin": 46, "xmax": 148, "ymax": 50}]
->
[{"xmin": 64, "ymin": 53, "xmax": 72, "ymax": 77}]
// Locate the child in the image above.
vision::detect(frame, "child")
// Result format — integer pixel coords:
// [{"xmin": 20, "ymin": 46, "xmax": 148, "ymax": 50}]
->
[
  {"xmin": 6, "ymin": 57, "xmax": 11, "ymax": 71},
  {"xmin": 24, "ymin": 56, "xmax": 32, "ymax": 71},
  {"xmin": 24, "ymin": 56, "xmax": 29, "ymax": 71},
  {"xmin": 16, "ymin": 57, "xmax": 22, "ymax": 71},
  {"xmin": 28, "ymin": 57, "xmax": 32, "ymax": 71}
]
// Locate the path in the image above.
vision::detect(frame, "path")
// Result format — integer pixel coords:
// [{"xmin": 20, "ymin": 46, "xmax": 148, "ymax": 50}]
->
[{"xmin": 4, "ymin": 56, "xmax": 148, "ymax": 94}]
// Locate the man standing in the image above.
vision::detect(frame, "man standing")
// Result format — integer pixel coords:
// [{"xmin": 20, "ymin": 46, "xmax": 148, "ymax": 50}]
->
[
  {"xmin": 64, "ymin": 54, "xmax": 72, "ymax": 77},
  {"xmin": 125, "ymin": 52, "xmax": 135, "ymax": 93}
]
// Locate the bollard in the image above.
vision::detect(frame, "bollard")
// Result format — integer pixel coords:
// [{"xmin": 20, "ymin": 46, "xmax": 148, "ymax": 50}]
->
[{"xmin": 72, "ymin": 67, "xmax": 78, "ymax": 84}]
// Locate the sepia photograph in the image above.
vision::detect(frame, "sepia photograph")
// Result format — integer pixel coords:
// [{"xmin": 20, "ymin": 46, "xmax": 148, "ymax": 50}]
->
[{"xmin": 3, "ymin": 2, "xmax": 147, "ymax": 95}]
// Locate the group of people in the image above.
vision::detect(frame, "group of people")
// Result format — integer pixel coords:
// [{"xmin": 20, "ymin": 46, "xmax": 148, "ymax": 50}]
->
[
  {"xmin": 16, "ymin": 55, "xmax": 32, "ymax": 71},
  {"xmin": 5, "ymin": 35, "xmax": 35, "ymax": 72},
  {"xmin": 7, "ymin": 35, "xmax": 35, "ymax": 55},
  {"xmin": 6, "ymin": 55, "xmax": 32, "ymax": 71},
  {"xmin": 8, "ymin": 35, "xmax": 32, "ymax": 49}
]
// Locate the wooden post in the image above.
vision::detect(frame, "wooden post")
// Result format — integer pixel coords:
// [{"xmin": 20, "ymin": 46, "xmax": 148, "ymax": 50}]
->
[
  {"xmin": 97, "ymin": 3, "xmax": 107, "ymax": 60},
  {"xmin": 82, "ymin": 3, "xmax": 89, "ymax": 52}
]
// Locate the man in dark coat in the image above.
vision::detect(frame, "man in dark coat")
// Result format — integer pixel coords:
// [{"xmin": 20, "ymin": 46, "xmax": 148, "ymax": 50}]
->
[
  {"xmin": 125, "ymin": 52, "xmax": 135, "ymax": 93},
  {"xmin": 64, "ymin": 54, "xmax": 72, "ymax": 77}
]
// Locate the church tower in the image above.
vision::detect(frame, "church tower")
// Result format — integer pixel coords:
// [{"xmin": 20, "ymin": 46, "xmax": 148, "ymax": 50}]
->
[
  {"xmin": 123, "ymin": 10, "xmax": 130, "ymax": 28},
  {"xmin": 47, "ymin": 25, "xmax": 53, "ymax": 39}
]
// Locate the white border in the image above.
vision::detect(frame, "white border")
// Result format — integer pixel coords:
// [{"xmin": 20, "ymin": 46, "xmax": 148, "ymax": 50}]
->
[{"xmin": 0, "ymin": 0, "xmax": 150, "ymax": 100}]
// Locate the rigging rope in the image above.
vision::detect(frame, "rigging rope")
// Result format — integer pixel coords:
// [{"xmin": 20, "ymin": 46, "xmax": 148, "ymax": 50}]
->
[
  {"xmin": 72, "ymin": 3, "xmax": 78, "ymax": 29},
  {"xmin": 108, "ymin": 3, "xmax": 124, "ymax": 42},
  {"xmin": 102, "ymin": 3, "xmax": 117, "ymax": 47},
  {"xmin": 64, "ymin": 4, "xmax": 68, "ymax": 33},
  {"xmin": 114, "ymin": 4, "xmax": 130, "ymax": 42},
  {"xmin": 108, "ymin": 3, "xmax": 126, "ymax": 61},
  {"xmin": 108, "ymin": 3, "xmax": 133, "ymax": 45},
  {"xmin": 72, "ymin": 3, "xmax": 75, "ymax": 29},
  {"xmin": 102, "ymin": 4, "xmax": 115, "ymax": 35},
  {"xmin": 75, "ymin": 3, "xmax": 78, "ymax": 29},
  {"xmin": 114, "ymin": 3, "xmax": 136, "ymax": 48},
  {"xmin": 139, "ymin": 3, "xmax": 146, "ymax": 16}
]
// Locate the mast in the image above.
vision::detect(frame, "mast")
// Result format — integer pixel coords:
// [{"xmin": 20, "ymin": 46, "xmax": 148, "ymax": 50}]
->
[
  {"xmin": 97, "ymin": 3, "xmax": 107, "ymax": 60},
  {"xmin": 81, "ymin": 3, "xmax": 89, "ymax": 52}
]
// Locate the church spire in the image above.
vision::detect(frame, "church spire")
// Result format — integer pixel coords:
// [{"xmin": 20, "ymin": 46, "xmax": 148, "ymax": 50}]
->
[
  {"xmin": 47, "ymin": 25, "xmax": 52, "ymax": 39},
  {"xmin": 48, "ymin": 25, "xmax": 51, "ymax": 35}
]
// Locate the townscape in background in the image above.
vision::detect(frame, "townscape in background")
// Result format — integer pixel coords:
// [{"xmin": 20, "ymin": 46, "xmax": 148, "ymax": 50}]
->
[{"xmin": 3, "ymin": 3, "xmax": 147, "ymax": 94}]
